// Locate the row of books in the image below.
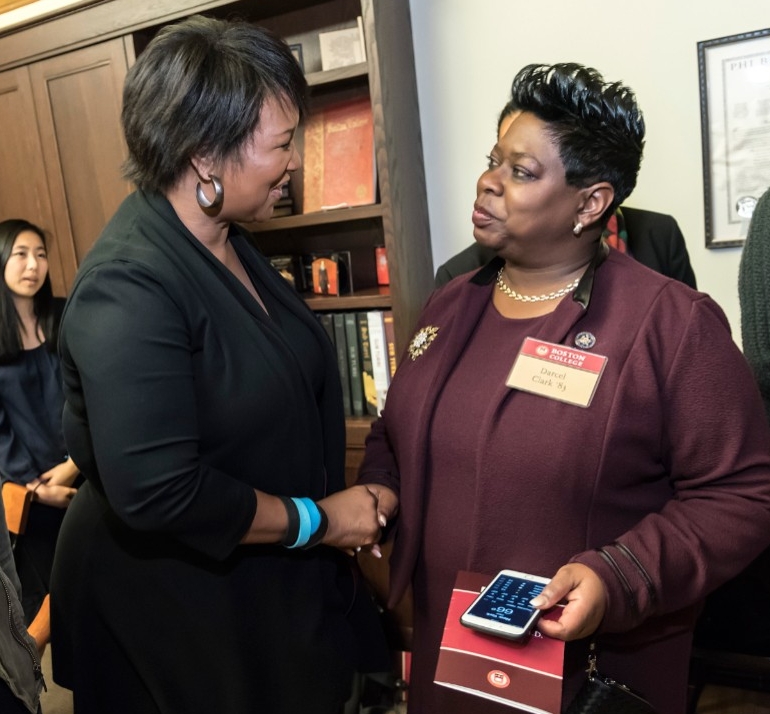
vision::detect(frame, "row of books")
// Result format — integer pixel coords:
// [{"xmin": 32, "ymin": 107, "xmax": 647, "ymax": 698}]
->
[{"xmin": 318, "ymin": 310, "xmax": 396, "ymax": 418}]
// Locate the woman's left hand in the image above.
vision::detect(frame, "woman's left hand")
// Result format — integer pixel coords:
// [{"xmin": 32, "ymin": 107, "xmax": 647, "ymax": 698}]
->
[
  {"xmin": 27, "ymin": 480, "xmax": 77, "ymax": 508},
  {"xmin": 530, "ymin": 563, "xmax": 606, "ymax": 641}
]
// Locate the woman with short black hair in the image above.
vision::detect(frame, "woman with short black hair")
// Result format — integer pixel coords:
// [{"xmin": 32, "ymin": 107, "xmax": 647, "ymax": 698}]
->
[
  {"xmin": 52, "ymin": 15, "xmax": 387, "ymax": 713},
  {"xmin": 358, "ymin": 63, "xmax": 770, "ymax": 713}
]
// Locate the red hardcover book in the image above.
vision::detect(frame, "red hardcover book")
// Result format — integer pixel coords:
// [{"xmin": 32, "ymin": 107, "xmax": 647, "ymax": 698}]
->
[
  {"xmin": 302, "ymin": 96, "xmax": 375, "ymax": 213},
  {"xmin": 434, "ymin": 571, "xmax": 564, "ymax": 713}
]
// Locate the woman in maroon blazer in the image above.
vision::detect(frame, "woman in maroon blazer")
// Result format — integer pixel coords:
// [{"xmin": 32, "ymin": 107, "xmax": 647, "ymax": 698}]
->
[{"xmin": 357, "ymin": 63, "xmax": 770, "ymax": 713}]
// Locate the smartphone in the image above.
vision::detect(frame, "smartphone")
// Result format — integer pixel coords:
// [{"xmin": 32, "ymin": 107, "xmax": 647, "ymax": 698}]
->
[{"xmin": 460, "ymin": 569, "xmax": 550, "ymax": 641}]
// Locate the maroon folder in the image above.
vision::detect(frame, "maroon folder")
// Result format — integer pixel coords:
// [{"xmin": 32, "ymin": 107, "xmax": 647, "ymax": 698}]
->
[{"xmin": 434, "ymin": 571, "xmax": 565, "ymax": 713}]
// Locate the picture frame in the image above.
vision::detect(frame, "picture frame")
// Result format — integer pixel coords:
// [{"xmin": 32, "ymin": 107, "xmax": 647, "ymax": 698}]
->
[
  {"xmin": 289, "ymin": 43, "xmax": 304, "ymax": 72},
  {"xmin": 697, "ymin": 28, "xmax": 770, "ymax": 248},
  {"xmin": 318, "ymin": 20, "xmax": 366, "ymax": 72}
]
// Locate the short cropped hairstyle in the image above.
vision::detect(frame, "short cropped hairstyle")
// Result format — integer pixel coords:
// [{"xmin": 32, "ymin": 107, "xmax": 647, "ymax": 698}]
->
[
  {"xmin": 497, "ymin": 96, "xmax": 519, "ymax": 135},
  {"xmin": 0, "ymin": 219, "xmax": 57, "ymax": 363},
  {"xmin": 511, "ymin": 63, "xmax": 645, "ymax": 216},
  {"xmin": 122, "ymin": 15, "xmax": 308, "ymax": 193}
]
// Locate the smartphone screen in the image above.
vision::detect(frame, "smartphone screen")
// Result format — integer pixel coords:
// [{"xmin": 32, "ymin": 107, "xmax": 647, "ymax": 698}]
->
[{"xmin": 460, "ymin": 570, "xmax": 549, "ymax": 639}]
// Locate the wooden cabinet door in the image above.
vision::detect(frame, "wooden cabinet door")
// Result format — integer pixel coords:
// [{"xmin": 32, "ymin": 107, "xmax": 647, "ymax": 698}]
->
[
  {"xmin": 0, "ymin": 66, "xmax": 67, "ymax": 294},
  {"xmin": 29, "ymin": 37, "xmax": 134, "ymax": 291}
]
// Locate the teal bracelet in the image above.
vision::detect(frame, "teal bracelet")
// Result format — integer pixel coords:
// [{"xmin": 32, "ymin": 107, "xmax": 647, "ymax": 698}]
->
[
  {"xmin": 301, "ymin": 504, "xmax": 329, "ymax": 549},
  {"xmin": 282, "ymin": 497, "xmax": 325, "ymax": 549},
  {"xmin": 297, "ymin": 497, "xmax": 321, "ymax": 534},
  {"xmin": 291, "ymin": 497, "xmax": 313, "ymax": 548}
]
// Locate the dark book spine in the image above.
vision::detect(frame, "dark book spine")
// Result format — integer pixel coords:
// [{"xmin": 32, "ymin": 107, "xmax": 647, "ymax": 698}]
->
[
  {"xmin": 318, "ymin": 313, "xmax": 335, "ymax": 347},
  {"xmin": 344, "ymin": 312, "xmax": 365, "ymax": 416},
  {"xmin": 332, "ymin": 313, "xmax": 352, "ymax": 416},
  {"xmin": 356, "ymin": 312, "xmax": 378, "ymax": 416}
]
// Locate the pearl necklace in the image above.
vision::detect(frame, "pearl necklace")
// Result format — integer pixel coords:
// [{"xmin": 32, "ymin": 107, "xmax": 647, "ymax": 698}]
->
[{"xmin": 496, "ymin": 267, "xmax": 580, "ymax": 303}]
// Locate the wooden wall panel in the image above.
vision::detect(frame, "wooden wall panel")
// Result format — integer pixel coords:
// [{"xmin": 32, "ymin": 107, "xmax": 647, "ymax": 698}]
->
[
  {"xmin": 0, "ymin": 66, "xmax": 66, "ymax": 294},
  {"xmin": 30, "ymin": 37, "xmax": 132, "ymax": 287}
]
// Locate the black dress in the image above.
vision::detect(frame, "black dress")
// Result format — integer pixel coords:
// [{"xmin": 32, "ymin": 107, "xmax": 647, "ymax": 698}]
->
[{"xmin": 51, "ymin": 192, "xmax": 387, "ymax": 713}]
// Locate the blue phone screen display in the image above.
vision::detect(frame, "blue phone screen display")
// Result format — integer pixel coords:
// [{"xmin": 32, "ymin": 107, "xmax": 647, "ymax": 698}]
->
[{"xmin": 467, "ymin": 575, "xmax": 545, "ymax": 628}]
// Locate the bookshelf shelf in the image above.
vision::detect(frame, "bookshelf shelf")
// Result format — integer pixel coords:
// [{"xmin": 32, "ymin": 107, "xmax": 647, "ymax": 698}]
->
[
  {"xmin": 345, "ymin": 414, "xmax": 376, "ymax": 440},
  {"xmin": 246, "ymin": 203, "xmax": 383, "ymax": 233},
  {"xmin": 305, "ymin": 62, "xmax": 368, "ymax": 87},
  {"xmin": 305, "ymin": 286, "xmax": 391, "ymax": 311}
]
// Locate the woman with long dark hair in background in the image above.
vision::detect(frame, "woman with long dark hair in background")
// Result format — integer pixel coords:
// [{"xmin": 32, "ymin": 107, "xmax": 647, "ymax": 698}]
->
[{"xmin": 0, "ymin": 219, "xmax": 77, "ymax": 625}]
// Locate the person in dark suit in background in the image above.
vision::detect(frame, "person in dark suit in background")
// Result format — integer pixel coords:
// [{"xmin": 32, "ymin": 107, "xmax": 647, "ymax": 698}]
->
[
  {"xmin": 740, "ymin": 186, "xmax": 770, "ymax": 423},
  {"xmin": 435, "ymin": 95, "xmax": 697, "ymax": 289}
]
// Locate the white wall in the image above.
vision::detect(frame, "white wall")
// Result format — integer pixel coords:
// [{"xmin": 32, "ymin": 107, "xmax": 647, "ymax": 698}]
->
[{"xmin": 408, "ymin": 0, "xmax": 770, "ymax": 346}]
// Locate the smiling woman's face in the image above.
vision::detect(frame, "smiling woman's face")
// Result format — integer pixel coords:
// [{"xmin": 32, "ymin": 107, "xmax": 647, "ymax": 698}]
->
[
  {"xmin": 4, "ymin": 230, "xmax": 48, "ymax": 300},
  {"xmin": 214, "ymin": 95, "xmax": 301, "ymax": 224}
]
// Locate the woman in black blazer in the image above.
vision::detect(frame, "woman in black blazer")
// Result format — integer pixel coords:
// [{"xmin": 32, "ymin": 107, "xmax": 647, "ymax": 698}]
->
[{"xmin": 51, "ymin": 16, "xmax": 387, "ymax": 714}]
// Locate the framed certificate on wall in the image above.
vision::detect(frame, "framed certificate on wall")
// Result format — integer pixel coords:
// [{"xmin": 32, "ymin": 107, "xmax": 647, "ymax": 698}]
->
[{"xmin": 697, "ymin": 28, "xmax": 770, "ymax": 248}]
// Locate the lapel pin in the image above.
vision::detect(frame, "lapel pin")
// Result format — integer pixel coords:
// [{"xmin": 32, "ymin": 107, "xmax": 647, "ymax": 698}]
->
[{"xmin": 574, "ymin": 331, "xmax": 596, "ymax": 349}]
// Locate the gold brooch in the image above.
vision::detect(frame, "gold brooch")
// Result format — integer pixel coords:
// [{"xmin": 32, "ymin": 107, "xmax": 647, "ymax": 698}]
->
[{"xmin": 408, "ymin": 326, "xmax": 439, "ymax": 361}]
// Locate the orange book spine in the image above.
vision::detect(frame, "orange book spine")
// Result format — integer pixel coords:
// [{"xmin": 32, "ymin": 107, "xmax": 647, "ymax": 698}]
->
[
  {"xmin": 302, "ymin": 112, "xmax": 325, "ymax": 213},
  {"xmin": 383, "ymin": 310, "xmax": 397, "ymax": 378}
]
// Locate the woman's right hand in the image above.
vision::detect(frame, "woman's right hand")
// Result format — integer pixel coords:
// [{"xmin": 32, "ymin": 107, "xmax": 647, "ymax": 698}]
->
[
  {"xmin": 318, "ymin": 485, "xmax": 389, "ymax": 554},
  {"xmin": 28, "ymin": 479, "xmax": 77, "ymax": 508},
  {"xmin": 40, "ymin": 458, "xmax": 79, "ymax": 488},
  {"xmin": 531, "ymin": 563, "xmax": 607, "ymax": 641}
]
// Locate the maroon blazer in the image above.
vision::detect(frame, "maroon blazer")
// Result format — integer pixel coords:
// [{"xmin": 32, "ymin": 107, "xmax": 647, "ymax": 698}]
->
[{"xmin": 359, "ymin": 246, "xmax": 770, "ymax": 711}]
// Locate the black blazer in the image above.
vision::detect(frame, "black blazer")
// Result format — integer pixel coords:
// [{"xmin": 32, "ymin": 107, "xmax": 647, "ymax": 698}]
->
[
  {"xmin": 53, "ymin": 191, "xmax": 385, "ymax": 712},
  {"xmin": 435, "ymin": 206, "xmax": 697, "ymax": 289}
]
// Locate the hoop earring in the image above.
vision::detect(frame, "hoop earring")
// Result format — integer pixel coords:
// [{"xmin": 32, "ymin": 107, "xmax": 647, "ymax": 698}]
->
[
  {"xmin": 196, "ymin": 175, "xmax": 224, "ymax": 211},
  {"xmin": 572, "ymin": 222, "xmax": 583, "ymax": 237}
]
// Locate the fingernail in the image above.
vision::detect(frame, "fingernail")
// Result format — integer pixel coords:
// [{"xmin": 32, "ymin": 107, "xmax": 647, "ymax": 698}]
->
[
  {"xmin": 530, "ymin": 596, "xmax": 546, "ymax": 608},
  {"xmin": 378, "ymin": 514, "xmax": 387, "ymax": 527},
  {"xmin": 371, "ymin": 545, "xmax": 382, "ymax": 558}
]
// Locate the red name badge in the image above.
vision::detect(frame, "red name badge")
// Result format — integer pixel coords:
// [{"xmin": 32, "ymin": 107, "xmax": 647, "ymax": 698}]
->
[{"xmin": 506, "ymin": 337, "xmax": 607, "ymax": 408}]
